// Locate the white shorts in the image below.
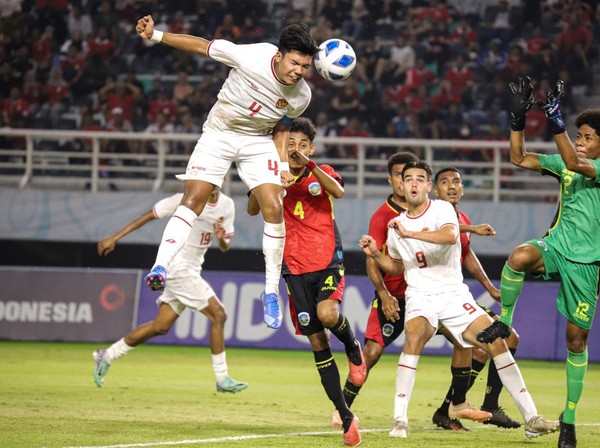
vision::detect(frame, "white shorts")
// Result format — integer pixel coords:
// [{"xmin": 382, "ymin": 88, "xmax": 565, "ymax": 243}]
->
[
  {"xmin": 405, "ymin": 287, "xmax": 487, "ymax": 348},
  {"xmin": 157, "ymin": 274, "xmax": 216, "ymax": 315},
  {"xmin": 176, "ymin": 129, "xmax": 283, "ymax": 190}
]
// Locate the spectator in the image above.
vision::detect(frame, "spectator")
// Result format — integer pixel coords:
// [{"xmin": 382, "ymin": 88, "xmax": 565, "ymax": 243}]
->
[
  {"xmin": 526, "ymin": 26, "xmax": 549, "ymax": 56},
  {"xmin": 340, "ymin": 115, "xmax": 370, "ymax": 160},
  {"xmin": 167, "ymin": 10, "xmax": 192, "ymax": 35},
  {"xmin": 87, "ymin": 26, "xmax": 117, "ymax": 62},
  {"xmin": 2, "ymin": 86, "xmax": 29, "ymax": 128},
  {"xmin": 477, "ymin": 38, "xmax": 508, "ymax": 82},
  {"xmin": 214, "ymin": 13, "xmax": 241, "ymax": 41},
  {"xmin": 148, "ymin": 87, "xmax": 177, "ymax": 122},
  {"xmin": 67, "ymin": 4, "xmax": 93, "ymax": 38},
  {"xmin": 98, "ymin": 78, "xmax": 141, "ymax": 122},
  {"xmin": 310, "ymin": 16, "xmax": 334, "ymax": 44},
  {"xmin": 330, "ymin": 79, "xmax": 361, "ymax": 122},
  {"xmin": 38, "ymin": 65, "xmax": 70, "ymax": 128},
  {"xmin": 172, "ymin": 71, "xmax": 194, "ymax": 105},
  {"xmin": 239, "ymin": 16, "xmax": 265, "ymax": 43},
  {"xmin": 341, "ymin": 0, "xmax": 371, "ymax": 41},
  {"xmin": 373, "ymin": 33, "xmax": 415, "ymax": 86},
  {"xmin": 92, "ymin": 0, "xmax": 119, "ymax": 41},
  {"xmin": 60, "ymin": 44, "xmax": 85, "ymax": 86}
]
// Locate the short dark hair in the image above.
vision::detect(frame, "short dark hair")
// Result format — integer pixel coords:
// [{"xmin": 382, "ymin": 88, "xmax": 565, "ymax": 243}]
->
[
  {"xmin": 402, "ymin": 160, "xmax": 432, "ymax": 180},
  {"xmin": 290, "ymin": 117, "xmax": 316, "ymax": 142},
  {"xmin": 434, "ymin": 166, "xmax": 461, "ymax": 185},
  {"xmin": 575, "ymin": 109, "xmax": 600, "ymax": 137},
  {"xmin": 387, "ymin": 151, "xmax": 419, "ymax": 174},
  {"xmin": 278, "ymin": 23, "xmax": 320, "ymax": 56}
]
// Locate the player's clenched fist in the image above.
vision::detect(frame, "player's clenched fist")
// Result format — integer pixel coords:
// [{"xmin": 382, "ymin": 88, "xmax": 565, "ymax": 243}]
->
[
  {"xmin": 359, "ymin": 235, "xmax": 378, "ymax": 256},
  {"xmin": 136, "ymin": 15, "xmax": 154, "ymax": 39}
]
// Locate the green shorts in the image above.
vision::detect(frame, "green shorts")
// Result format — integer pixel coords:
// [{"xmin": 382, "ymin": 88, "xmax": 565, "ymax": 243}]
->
[{"xmin": 527, "ymin": 238, "xmax": 600, "ymax": 330}]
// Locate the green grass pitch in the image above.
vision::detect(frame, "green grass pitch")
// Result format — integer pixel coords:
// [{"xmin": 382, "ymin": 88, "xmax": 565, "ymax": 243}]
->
[{"xmin": 1, "ymin": 341, "xmax": 598, "ymax": 447}]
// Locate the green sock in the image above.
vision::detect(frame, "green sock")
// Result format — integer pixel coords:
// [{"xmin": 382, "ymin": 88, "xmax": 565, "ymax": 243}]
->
[
  {"xmin": 498, "ymin": 263, "xmax": 525, "ymax": 327},
  {"xmin": 563, "ymin": 348, "xmax": 588, "ymax": 424}
]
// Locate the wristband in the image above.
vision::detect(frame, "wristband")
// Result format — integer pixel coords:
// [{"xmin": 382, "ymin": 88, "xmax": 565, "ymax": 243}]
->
[
  {"xmin": 279, "ymin": 161, "xmax": 289, "ymax": 172},
  {"xmin": 150, "ymin": 29, "xmax": 163, "ymax": 43},
  {"xmin": 306, "ymin": 160, "xmax": 317, "ymax": 171}
]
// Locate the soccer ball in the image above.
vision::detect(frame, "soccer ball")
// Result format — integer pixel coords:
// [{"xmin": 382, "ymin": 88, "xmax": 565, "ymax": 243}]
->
[{"xmin": 314, "ymin": 38, "xmax": 357, "ymax": 81}]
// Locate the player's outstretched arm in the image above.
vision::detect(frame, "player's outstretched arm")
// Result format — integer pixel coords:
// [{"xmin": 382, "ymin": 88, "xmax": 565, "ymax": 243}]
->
[
  {"xmin": 97, "ymin": 210, "xmax": 156, "ymax": 256},
  {"xmin": 508, "ymin": 76, "xmax": 541, "ymax": 171},
  {"xmin": 460, "ymin": 223, "xmax": 496, "ymax": 237},
  {"xmin": 463, "ymin": 248, "xmax": 500, "ymax": 301},
  {"xmin": 538, "ymin": 80, "xmax": 598, "ymax": 178},
  {"xmin": 136, "ymin": 15, "xmax": 210, "ymax": 56}
]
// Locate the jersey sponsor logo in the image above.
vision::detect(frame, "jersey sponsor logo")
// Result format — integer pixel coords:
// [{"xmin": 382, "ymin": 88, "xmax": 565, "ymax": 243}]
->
[
  {"xmin": 165, "ymin": 239, "xmax": 176, "ymax": 243},
  {"xmin": 382, "ymin": 323, "xmax": 394, "ymax": 337},
  {"xmin": 249, "ymin": 82, "xmax": 259, "ymax": 91},
  {"xmin": 275, "ymin": 98, "xmax": 288, "ymax": 108},
  {"xmin": 298, "ymin": 311, "xmax": 310, "ymax": 326},
  {"xmin": 537, "ymin": 240, "xmax": 548, "ymax": 251},
  {"xmin": 0, "ymin": 300, "xmax": 93, "ymax": 323},
  {"xmin": 308, "ymin": 182, "xmax": 321, "ymax": 196}
]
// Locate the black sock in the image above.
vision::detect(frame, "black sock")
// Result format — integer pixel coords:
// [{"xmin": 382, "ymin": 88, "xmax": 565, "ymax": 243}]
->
[
  {"xmin": 329, "ymin": 314, "xmax": 357, "ymax": 355},
  {"xmin": 343, "ymin": 379, "xmax": 362, "ymax": 408},
  {"xmin": 468, "ymin": 358, "xmax": 486, "ymax": 391},
  {"xmin": 314, "ymin": 349, "xmax": 352, "ymax": 421},
  {"xmin": 482, "ymin": 348, "xmax": 516, "ymax": 410},
  {"xmin": 438, "ymin": 384, "xmax": 452, "ymax": 415},
  {"xmin": 450, "ymin": 366, "xmax": 472, "ymax": 405}
]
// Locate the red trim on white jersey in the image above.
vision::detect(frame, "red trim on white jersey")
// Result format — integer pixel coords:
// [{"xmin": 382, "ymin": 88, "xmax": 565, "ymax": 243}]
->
[
  {"xmin": 206, "ymin": 39, "xmax": 215, "ymax": 57},
  {"xmin": 405, "ymin": 199, "xmax": 432, "ymax": 219}
]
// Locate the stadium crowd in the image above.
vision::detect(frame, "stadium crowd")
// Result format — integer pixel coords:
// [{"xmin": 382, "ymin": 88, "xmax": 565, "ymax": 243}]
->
[{"xmin": 1, "ymin": 0, "xmax": 599, "ymax": 163}]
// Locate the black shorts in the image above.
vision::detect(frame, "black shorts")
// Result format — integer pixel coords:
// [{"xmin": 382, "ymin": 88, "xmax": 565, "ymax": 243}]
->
[
  {"xmin": 364, "ymin": 291, "xmax": 406, "ymax": 347},
  {"xmin": 284, "ymin": 267, "xmax": 345, "ymax": 336}
]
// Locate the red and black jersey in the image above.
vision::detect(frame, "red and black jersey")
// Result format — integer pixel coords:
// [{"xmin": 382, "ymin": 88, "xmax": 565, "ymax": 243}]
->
[
  {"xmin": 282, "ymin": 164, "xmax": 344, "ymax": 275},
  {"xmin": 368, "ymin": 195, "xmax": 407, "ymax": 298},
  {"xmin": 458, "ymin": 209, "xmax": 471, "ymax": 265}
]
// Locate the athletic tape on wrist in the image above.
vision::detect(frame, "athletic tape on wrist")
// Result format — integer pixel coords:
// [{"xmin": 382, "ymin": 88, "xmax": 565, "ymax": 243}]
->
[
  {"xmin": 150, "ymin": 30, "xmax": 163, "ymax": 43},
  {"xmin": 307, "ymin": 160, "xmax": 317, "ymax": 170}
]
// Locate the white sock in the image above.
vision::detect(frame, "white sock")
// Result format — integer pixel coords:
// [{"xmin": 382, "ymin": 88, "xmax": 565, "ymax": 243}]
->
[
  {"xmin": 394, "ymin": 352, "xmax": 419, "ymax": 422},
  {"xmin": 262, "ymin": 221, "xmax": 285, "ymax": 294},
  {"xmin": 212, "ymin": 352, "xmax": 228, "ymax": 383},
  {"xmin": 493, "ymin": 351, "xmax": 537, "ymax": 422},
  {"xmin": 154, "ymin": 205, "xmax": 197, "ymax": 269},
  {"xmin": 105, "ymin": 338, "xmax": 134, "ymax": 363}
]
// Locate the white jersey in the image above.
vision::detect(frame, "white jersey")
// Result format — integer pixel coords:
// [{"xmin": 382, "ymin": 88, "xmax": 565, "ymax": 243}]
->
[
  {"xmin": 205, "ymin": 40, "xmax": 312, "ymax": 136},
  {"xmin": 386, "ymin": 199, "xmax": 466, "ymax": 298},
  {"xmin": 153, "ymin": 192, "xmax": 235, "ymax": 277}
]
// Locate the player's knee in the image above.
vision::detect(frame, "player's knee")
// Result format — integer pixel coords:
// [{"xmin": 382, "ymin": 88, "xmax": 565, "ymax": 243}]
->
[
  {"xmin": 566, "ymin": 338, "xmax": 587, "ymax": 354},
  {"xmin": 471, "ymin": 347, "xmax": 488, "ymax": 364},
  {"xmin": 507, "ymin": 245, "xmax": 537, "ymax": 271}
]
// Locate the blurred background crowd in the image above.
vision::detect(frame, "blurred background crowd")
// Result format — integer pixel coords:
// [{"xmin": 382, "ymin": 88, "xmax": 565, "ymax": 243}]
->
[{"xmin": 1, "ymin": 0, "xmax": 599, "ymax": 163}]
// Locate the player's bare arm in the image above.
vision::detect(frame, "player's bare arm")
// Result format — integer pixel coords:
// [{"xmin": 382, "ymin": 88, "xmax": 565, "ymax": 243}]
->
[
  {"xmin": 213, "ymin": 217, "xmax": 231, "ymax": 252},
  {"xmin": 290, "ymin": 150, "xmax": 344, "ymax": 198},
  {"xmin": 463, "ymin": 248, "xmax": 500, "ymax": 301},
  {"xmin": 359, "ymin": 235, "xmax": 404, "ymax": 276},
  {"xmin": 273, "ymin": 122, "xmax": 294, "ymax": 187},
  {"xmin": 136, "ymin": 15, "xmax": 210, "ymax": 56},
  {"xmin": 459, "ymin": 223, "xmax": 496, "ymax": 237},
  {"xmin": 366, "ymin": 256, "xmax": 400, "ymax": 322},
  {"xmin": 539, "ymin": 79, "xmax": 600, "ymax": 177},
  {"xmin": 390, "ymin": 220, "xmax": 458, "ymax": 245},
  {"xmin": 97, "ymin": 210, "xmax": 156, "ymax": 256}
]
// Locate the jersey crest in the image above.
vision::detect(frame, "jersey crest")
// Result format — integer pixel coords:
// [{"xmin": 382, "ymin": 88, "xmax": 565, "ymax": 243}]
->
[
  {"xmin": 276, "ymin": 98, "xmax": 288, "ymax": 108},
  {"xmin": 308, "ymin": 182, "xmax": 321, "ymax": 196}
]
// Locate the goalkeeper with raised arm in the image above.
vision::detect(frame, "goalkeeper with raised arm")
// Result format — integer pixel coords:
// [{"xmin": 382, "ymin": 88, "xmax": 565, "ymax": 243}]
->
[{"xmin": 477, "ymin": 76, "xmax": 600, "ymax": 448}]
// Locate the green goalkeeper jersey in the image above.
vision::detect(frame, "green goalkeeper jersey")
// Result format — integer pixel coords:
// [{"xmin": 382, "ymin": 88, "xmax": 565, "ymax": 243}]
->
[{"xmin": 539, "ymin": 153, "xmax": 600, "ymax": 263}]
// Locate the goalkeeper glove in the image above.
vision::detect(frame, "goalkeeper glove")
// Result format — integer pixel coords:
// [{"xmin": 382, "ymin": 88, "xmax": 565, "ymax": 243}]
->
[
  {"xmin": 536, "ymin": 80, "xmax": 565, "ymax": 135},
  {"xmin": 508, "ymin": 76, "xmax": 535, "ymax": 131}
]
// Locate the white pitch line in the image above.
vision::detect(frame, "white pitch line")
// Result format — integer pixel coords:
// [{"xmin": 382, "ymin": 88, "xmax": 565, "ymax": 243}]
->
[{"xmin": 60, "ymin": 423, "xmax": 600, "ymax": 448}]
